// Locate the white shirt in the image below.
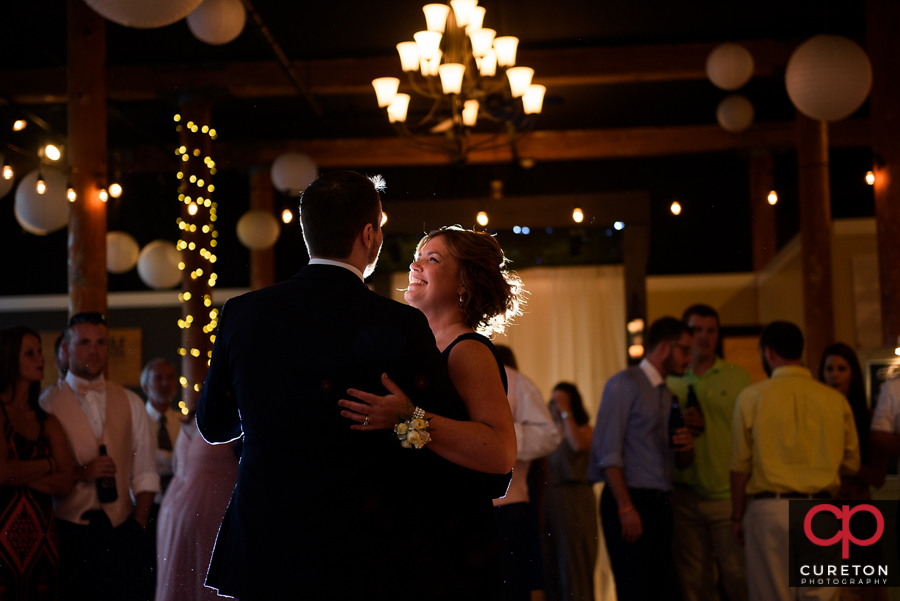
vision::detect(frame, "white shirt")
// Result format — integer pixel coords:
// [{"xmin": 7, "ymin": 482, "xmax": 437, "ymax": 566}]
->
[
  {"xmin": 639, "ymin": 357, "xmax": 666, "ymax": 388},
  {"xmin": 145, "ymin": 402, "xmax": 182, "ymax": 503},
  {"xmin": 494, "ymin": 367, "xmax": 562, "ymax": 506},
  {"xmin": 42, "ymin": 372, "xmax": 160, "ymax": 496},
  {"xmin": 308, "ymin": 258, "xmax": 364, "ymax": 282},
  {"xmin": 870, "ymin": 378, "xmax": 900, "ymax": 433}
]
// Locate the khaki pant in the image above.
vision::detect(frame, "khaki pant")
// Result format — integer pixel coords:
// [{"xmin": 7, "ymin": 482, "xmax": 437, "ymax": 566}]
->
[
  {"xmin": 672, "ymin": 486, "xmax": 748, "ymax": 601},
  {"xmin": 743, "ymin": 498, "xmax": 837, "ymax": 601}
]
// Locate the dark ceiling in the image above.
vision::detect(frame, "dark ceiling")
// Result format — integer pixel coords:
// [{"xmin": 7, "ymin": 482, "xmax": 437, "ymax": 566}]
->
[{"xmin": 0, "ymin": 0, "xmax": 876, "ymax": 295}]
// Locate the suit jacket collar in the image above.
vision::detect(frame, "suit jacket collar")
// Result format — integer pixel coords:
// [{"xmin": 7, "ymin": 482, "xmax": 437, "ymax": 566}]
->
[{"xmin": 293, "ymin": 263, "xmax": 368, "ymax": 287}]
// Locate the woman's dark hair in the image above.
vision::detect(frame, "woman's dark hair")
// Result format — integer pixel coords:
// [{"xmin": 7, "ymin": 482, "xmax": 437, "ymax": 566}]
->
[
  {"xmin": 818, "ymin": 342, "xmax": 870, "ymax": 464},
  {"xmin": 0, "ymin": 326, "xmax": 48, "ymax": 422},
  {"xmin": 552, "ymin": 382, "xmax": 589, "ymax": 427},
  {"xmin": 416, "ymin": 226, "xmax": 525, "ymax": 336}
]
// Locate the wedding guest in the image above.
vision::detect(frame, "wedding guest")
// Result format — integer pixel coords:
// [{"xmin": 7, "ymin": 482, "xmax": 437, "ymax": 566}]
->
[
  {"xmin": 589, "ymin": 316, "xmax": 695, "ymax": 601},
  {"xmin": 0, "ymin": 326, "xmax": 73, "ymax": 601},
  {"xmin": 492, "ymin": 345, "xmax": 561, "ymax": 601},
  {"xmin": 40, "ymin": 312, "xmax": 160, "ymax": 601},
  {"xmin": 544, "ymin": 382, "xmax": 597, "ymax": 601},
  {"xmin": 730, "ymin": 322, "xmax": 859, "ymax": 601},
  {"xmin": 667, "ymin": 304, "xmax": 752, "ymax": 601}
]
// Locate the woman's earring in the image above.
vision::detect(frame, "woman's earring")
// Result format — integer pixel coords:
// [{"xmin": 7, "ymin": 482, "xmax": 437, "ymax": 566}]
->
[{"xmin": 459, "ymin": 293, "xmax": 464, "ymax": 309}]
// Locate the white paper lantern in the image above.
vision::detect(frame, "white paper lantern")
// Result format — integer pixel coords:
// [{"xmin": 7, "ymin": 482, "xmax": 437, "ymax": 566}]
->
[
  {"xmin": 107, "ymin": 231, "xmax": 140, "ymax": 274},
  {"xmin": 716, "ymin": 95, "xmax": 755, "ymax": 133},
  {"xmin": 270, "ymin": 152, "xmax": 318, "ymax": 197},
  {"xmin": 83, "ymin": 0, "xmax": 204, "ymax": 28},
  {"xmin": 706, "ymin": 43, "xmax": 754, "ymax": 91},
  {"xmin": 137, "ymin": 240, "xmax": 182, "ymax": 289},
  {"xmin": 14, "ymin": 169, "xmax": 69, "ymax": 235},
  {"xmin": 187, "ymin": 0, "xmax": 246, "ymax": 45},
  {"xmin": 236, "ymin": 210, "xmax": 281, "ymax": 250},
  {"xmin": 785, "ymin": 34, "xmax": 872, "ymax": 122}
]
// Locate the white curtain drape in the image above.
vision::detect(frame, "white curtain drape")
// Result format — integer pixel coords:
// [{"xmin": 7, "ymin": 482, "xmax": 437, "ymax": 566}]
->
[{"xmin": 390, "ymin": 264, "xmax": 626, "ymax": 600}]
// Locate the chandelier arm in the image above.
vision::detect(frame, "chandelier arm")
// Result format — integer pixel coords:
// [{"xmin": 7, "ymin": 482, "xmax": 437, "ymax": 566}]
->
[
  {"xmin": 391, "ymin": 123, "xmax": 458, "ymax": 154},
  {"xmin": 407, "ymin": 72, "xmax": 441, "ymax": 100},
  {"xmin": 412, "ymin": 96, "xmax": 447, "ymax": 129}
]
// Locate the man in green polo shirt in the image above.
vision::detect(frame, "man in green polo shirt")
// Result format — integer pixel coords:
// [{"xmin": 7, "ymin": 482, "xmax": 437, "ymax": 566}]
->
[{"xmin": 667, "ymin": 304, "xmax": 753, "ymax": 601}]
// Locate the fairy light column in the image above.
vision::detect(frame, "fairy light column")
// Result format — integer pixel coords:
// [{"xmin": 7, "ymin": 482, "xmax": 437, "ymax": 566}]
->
[{"xmin": 173, "ymin": 100, "xmax": 219, "ymax": 413}]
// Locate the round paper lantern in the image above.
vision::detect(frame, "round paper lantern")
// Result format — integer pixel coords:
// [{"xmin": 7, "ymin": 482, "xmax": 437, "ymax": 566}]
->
[
  {"xmin": 137, "ymin": 240, "xmax": 182, "ymax": 289},
  {"xmin": 785, "ymin": 34, "xmax": 872, "ymax": 122},
  {"xmin": 187, "ymin": 0, "xmax": 246, "ymax": 45},
  {"xmin": 236, "ymin": 210, "xmax": 281, "ymax": 250},
  {"xmin": 107, "ymin": 231, "xmax": 140, "ymax": 274},
  {"xmin": 83, "ymin": 0, "xmax": 204, "ymax": 28},
  {"xmin": 706, "ymin": 43, "xmax": 754, "ymax": 91},
  {"xmin": 14, "ymin": 169, "xmax": 69, "ymax": 235},
  {"xmin": 716, "ymin": 95, "xmax": 754, "ymax": 133},
  {"xmin": 270, "ymin": 152, "xmax": 318, "ymax": 197}
]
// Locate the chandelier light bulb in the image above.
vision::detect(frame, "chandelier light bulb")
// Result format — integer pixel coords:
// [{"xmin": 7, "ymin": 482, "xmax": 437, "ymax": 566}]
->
[
  {"xmin": 44, "ymin": 144, "xmax": 61, "ymax": 161},
  {"xmin": 572, "ymin": 207, "xmax": 584, "ymax": 223},
  {"xmin": 507, "ymin": 66, "xmax": 534, "ymax": 97},
  {"xmin": 372, "ymin": 77, "xmax": 400, "ymax": 108},
  {"xmin": 479, "ymin": 49, "xmax": 497, "ymax": 77},
  {"xmin": 476, "ymin": 211, "xmax": 489, "ymax": 227},
  {"xmin": 439, "ymin": 63, "xmax": 466, "ymax": 94},
  {"xmin": 866, "ymin": 170, "xmax": 875, "ymax": 185},
  {"xmin": 767, "ymin": 190, "xmax": 778, "ymax": 205},
  {"xmin": 2, "ymin": 164, "xmax": 12, "ymax": 180},
  {"xmin": 465, "ymin": 6, "xmax": 486, "ymax": 33},
  {"xmin": 109, "ymin": 182, "xmax": 123, "ymax": 198},
  {"xmin": 67, "ymin": 186, "xmax": 77, "ymax": 202},
  {"xmin": 36, "ymin": 177, "xmax": 46, "ymax": 195},
  {"xmin": 450, "ymin": 0, "xmax": 478, "ymax": 26},
  {"xmin": 671, "ymin": 201, "xmax": 682, "ymax": 215},
  {"xmin": 414, "ymin": 30, "xmax": 442, "ymax": 61},
  {"xmin": 422, "ymin": 3, "xmax": 450, "ymax": 33},
  {"xmin": 381, "ymin": 212, "xmax": 388, "ymax": 227},
  {"xmin": 387, "ymin": 94, "xmax": 411, "ymax": 123},
  {"xmin": 12, "ymin": 119, "xmax": 26, "ymax": 131},
  {"xmin": 99, "ymin": 189, "xmax": 109, "ymax": 202},
  {"xmin": 469, "ymin": 28, "xmax": 496, "ymax": 58},
  {"xmin": 493, "ymin": 36, "xmax": 519, "ymax": 67},
  {"xmin": 522, "ymin": 84, "xmax": 546, "ymax": 114},
  {"xmin": 462, "ymin": 100, "xmax": 479, "ymax": 127},
  {"xmin": 282, "ymin": 209, "xmax": 293, "ymax": 224},
  {"xmin": 396, "ymin": 42, "xmax": 420, "ymax": 72},
  {"xmin": 420, "ymin": 51, "xmax": 442, "ymax": 77}
]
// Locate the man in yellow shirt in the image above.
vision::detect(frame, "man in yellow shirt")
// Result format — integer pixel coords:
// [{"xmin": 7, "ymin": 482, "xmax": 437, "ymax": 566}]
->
[{"xmin": 730, "ymin": 321, "xmax": 859, "ymax": 601}]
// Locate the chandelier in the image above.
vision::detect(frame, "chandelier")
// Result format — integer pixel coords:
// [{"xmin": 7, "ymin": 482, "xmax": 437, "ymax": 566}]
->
[{"xmin": 372, "ymin": 1, "xmax": 547, "ymax": 162}]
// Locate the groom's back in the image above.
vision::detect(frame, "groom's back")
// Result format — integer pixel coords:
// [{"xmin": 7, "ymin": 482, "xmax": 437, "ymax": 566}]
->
[{"xmin": 200, "ymin": 264, "xmax": 467, "ymax": 599}]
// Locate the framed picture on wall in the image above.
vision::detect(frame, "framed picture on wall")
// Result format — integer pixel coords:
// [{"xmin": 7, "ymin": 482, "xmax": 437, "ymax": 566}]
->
[{"xmin": 866, "ymin": 356, "xmax": 900, "ymax": 411}]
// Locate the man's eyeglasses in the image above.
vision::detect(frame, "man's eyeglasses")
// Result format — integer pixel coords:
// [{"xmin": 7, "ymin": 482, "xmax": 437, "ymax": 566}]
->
[{"xmin": 67, "ymin": 312, "xmax": 107, "ymax": 328}]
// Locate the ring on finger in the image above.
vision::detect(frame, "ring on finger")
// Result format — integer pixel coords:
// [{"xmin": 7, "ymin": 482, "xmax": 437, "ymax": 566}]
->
[{"xmin": 363, "ymin": 415, "xmax": 370, "ymax": 427}]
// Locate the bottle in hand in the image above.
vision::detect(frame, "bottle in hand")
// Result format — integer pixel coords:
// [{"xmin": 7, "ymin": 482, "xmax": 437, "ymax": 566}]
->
[
  {"xmin": 668, "ymin": 396, "xmax": 684, "ymax": 448},
  {"xmin": 96, "ymin": 445, "xmax": 118, "ymax": 503},
  {"xmin": 685, "ymin": 384, "xmax": 705, "ymax": 434}
]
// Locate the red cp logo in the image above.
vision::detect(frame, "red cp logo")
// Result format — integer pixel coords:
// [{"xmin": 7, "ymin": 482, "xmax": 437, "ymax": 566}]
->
[{"xmin": 804, "ymin": 504, "xmax": 884, "ymax": 559}]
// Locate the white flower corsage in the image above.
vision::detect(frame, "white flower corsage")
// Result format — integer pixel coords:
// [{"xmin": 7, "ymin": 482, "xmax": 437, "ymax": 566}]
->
[{"xmin": 394, "ymin": 407, "xmax": 432, "ymax": 449}]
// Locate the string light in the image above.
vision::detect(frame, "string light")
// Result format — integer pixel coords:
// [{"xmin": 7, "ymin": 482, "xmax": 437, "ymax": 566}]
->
[
  {"xmin": 476, "ymin": 211, "xmax": 489, "ymax": 227},
  {"xmin": 614, "ymin": 221, "xmax": 625, "ymax": 230},
  {"xmin": 767, "ymin": 190, "xmax": 778, "ymax": 205},
  {"xmin": 670, "ymin": 201, "xmax": 682, "ymax": 215},
  {"xmin": 12, "ymin": 120, "xmax": 26, "ymax": 131},
  {"xmin": 44, "ymin": 145, "xmax": 61, "ymax": 161},
  {"xmin": 99, "ymin": 189, "xmax": 109, "ymax": 202},
  {"xmin": 572, "ymin": 208, "xmax": 584, "ymax": 223},
  {"xmin": 109, "ymin": 183, "xmax": 122, "ymax": 198},
  {"xmin": 67, "ymin": 185, "xmax": 76, "ymax": 202},
  {"xmin": 36, "ymin": 175, "xmax": 46, "ymax": 195},
  {"xmin": 866, "ymin": 171, "xmax": 875, "ymax": 186},
  {"xmin": 2, "ymin": 163, "xmax": 12, "ymax": 180}
]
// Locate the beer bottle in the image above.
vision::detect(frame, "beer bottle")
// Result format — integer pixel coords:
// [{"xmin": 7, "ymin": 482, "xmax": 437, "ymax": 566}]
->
[
  {"xmin": 668, "ymin": 396, "xmax": 684, "ymax": 448},
  {"xmin": 96, "ymin": 445, "xmax": 118, "ymax": 503},
  {"xmin": 685, "ymin": 384, "xmax": 705, "ymax": 434}
]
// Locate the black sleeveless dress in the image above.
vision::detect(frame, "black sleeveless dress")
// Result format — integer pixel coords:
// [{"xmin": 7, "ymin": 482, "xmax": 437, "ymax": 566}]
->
[
  {"xmin": 0, "ymin": 404, "xmax": 59, "ymax": 601},
  {"xmin": 436, "ymin": 333, "xmax": 510, "ymax": 601}
]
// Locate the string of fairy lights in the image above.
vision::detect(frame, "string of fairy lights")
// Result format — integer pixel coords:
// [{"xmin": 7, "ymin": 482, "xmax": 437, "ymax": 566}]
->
[{"xmin": 171, "ymin": 113, "xmax": 219, "ymax": 407}]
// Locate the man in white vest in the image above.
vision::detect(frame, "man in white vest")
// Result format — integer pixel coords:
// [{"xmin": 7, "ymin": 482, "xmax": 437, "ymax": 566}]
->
[{"xmin": 40, "ymin": 312, "xmax": 160, "ymax": 601}]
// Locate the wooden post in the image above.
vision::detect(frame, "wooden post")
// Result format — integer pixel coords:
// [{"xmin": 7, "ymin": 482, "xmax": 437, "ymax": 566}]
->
[
  {"xmin": 749, "ymin": 151, "xmax": 777, "ymax": 271},
  {"xmin": 796, "ymin": 112, "xmax": 834, "ymax": 374},
  {"xmin": 177, "ymin": 99, "xmax": 215, "ymax": 409},
  {"xmin": 867, "ymin": 0, "xmax": 900, "ymax": 349},
  {"xmin": 249, "ymin": 166, "xmax": 276, "ymax": 290},
  {"xmin": 67, "ymin": 0, "xmax": 107, "ymax": 316}
]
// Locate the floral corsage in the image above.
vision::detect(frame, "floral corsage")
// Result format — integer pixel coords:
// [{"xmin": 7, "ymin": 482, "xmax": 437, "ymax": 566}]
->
[{"xmin": 394, "ymin": 406, "xmax": 432, "ymax": 449}]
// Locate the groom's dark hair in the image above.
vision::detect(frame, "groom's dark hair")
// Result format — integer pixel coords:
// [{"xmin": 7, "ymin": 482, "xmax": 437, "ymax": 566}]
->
[{"xmin": 299, "ymin": 170, "xmax": 385, "ymax": 259}]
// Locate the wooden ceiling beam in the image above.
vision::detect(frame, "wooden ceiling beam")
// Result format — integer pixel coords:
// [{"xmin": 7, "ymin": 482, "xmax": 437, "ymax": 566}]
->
[
  {"xmin": 1, "ymin": 40, "xmax": 795, "ymax": 105},
  {"xmin": 117, "ymin": 119, "xmax": 870, "ymax": 173}
]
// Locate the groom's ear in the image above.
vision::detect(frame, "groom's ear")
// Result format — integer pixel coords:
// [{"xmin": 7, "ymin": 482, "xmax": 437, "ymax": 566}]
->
[{"xmin": 361, "ymin": 222, "xmax": 376, "ymax": 248}]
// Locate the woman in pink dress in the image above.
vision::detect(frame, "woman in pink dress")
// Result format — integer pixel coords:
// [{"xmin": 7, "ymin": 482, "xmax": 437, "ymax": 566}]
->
[{"xmin": 155, "ymin": 408, "xmax": 238, "ymax": 601}]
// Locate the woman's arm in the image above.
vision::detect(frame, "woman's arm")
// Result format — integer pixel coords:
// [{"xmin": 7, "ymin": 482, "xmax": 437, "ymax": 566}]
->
[
  {"xmin": 0, "ymin": 415, "xmax": 56, "ymax": 487},
  {"xmin": 549, "ymin": 398, "xmax": 593, "ymax": 453},
  {"xmin": 25, "ymin": 415, "xmax": 74, "ymax": 496},
  {"xmin": 339, "ymin": 340, "xmax": 516, "ymax": 474}
]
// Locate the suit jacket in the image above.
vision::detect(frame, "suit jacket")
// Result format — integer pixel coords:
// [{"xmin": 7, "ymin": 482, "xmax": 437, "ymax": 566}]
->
[{"xmin": 197, "ymin": 264, "xmax": 483, "ymax": 600}]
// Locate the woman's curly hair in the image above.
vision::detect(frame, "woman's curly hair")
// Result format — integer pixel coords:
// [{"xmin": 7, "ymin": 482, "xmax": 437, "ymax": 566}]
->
[{"xmin": 416, "ymin": 226, "xmax": 525, "ymax": 337}]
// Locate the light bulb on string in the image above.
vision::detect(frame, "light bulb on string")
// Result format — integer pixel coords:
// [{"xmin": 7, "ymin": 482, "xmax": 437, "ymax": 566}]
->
[
  {"xmin": 12, "ymin": 120, "xmax": 26, "ymax": 131},
  {"xmin": 670, "ymin": 201, "xmax": 682, "ymax": 215},
  {"xmin": 99, "ymin": 189, "xmax": 108, "ymax": 202},
  {"xmin": 2, "ymin": 163, "xmax": 12, "ymax": 180},
  {"xmin": 109, "ymin": 183, "xmax": 122, "ymax": 198},
  {"xmin": 44, "ymin": 145, "xmax": 61, "ymax": 161},
  {"xmin": 188, "ymin": 203, "xmax": 198, "ymax": 216},
  {"xmin": 476, "ymin": 211, "xmax": 489, "ymax": 227},
  {"xmin": 67, "ymin": 184, "xmax": 76, "ymax": 202},
  {"xmin": 36, "ymin": 177, "xmax": 46, "ymax": 195},
  {"xmin": 866, "ymin": 171, "xmax": 875, "ymax": 186},
  {"xmin": 767, "ymin": 190, "xmax": 778, "ymax": 205},
  {"xmin": 572, "ymin": 208, "xmax": 584, "ymax": 223}
]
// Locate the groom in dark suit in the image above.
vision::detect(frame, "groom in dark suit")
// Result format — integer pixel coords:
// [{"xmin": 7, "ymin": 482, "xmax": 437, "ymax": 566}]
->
[{"xmin": 197, "ymin": 171, "xmax": 480, "ymax": 600}]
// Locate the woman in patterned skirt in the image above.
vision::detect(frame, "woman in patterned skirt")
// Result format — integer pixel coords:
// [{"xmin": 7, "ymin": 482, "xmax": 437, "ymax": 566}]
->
[{"xmin": 0, "ymin": 327, "xmax": 73, "ymax": 600}]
